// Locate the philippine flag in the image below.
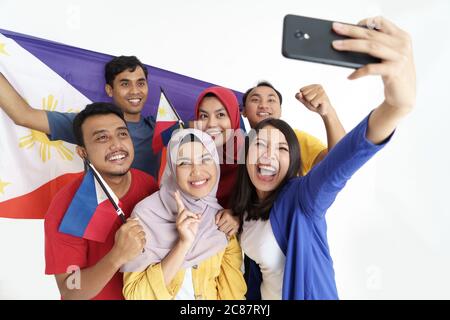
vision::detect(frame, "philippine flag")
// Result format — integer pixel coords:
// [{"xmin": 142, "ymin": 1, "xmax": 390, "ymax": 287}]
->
[
  {"xmin": 152, "ymin": 88, "xmax": 183, "ymax": 154},
  {"xmin": 0, "ymin": 28, "xmax": 244, "ymax": 220},
  {"xmin": 0, "ymin": 31, "xmax": 88, "ymax": 219},
  {"xmin": 58, "ymin": 163, "xmax": 124, "ymax": 243}
]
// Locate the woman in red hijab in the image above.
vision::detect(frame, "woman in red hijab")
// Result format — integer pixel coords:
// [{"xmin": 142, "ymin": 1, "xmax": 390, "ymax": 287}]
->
[{"xmin": 194, "ymin": 86, "xmax": 243, "ymax": 236}]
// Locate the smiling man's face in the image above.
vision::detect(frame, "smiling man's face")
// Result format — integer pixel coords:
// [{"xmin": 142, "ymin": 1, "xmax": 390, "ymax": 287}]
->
[
  {"xmin": 79, "ymin": 113, "xmax": 134, "ymax": 178},
  {"xmin": 242, "ymin": 85, "xmax": 282, "ymax": 128},
  {"xmin": 105, "ymin": 66, "xmax": 148, "ymax": 121}
]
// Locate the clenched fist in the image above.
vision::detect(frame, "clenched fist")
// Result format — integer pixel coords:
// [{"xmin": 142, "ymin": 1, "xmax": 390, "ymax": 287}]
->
[
  {"xmin": 295, "ymin": 84, "xmax": 333, "ymax": 117},
  {"xmin": 112, "ymin": 218, "xmax": 146, "ymax": 265}
]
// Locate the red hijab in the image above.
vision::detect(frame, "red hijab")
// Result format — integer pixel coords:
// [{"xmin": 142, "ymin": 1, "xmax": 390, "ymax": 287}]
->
[{"xmin": 194, "ymin": 86, "xmax": 243, "ymax": 208}]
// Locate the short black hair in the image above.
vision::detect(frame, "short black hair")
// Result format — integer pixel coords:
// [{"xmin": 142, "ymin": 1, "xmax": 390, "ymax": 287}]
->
[
  {"xmin": 242, "ymin": 81, "xmax": 283, "ymax": 108},
  {"xmin": 73, "ymin": 102, "xmax": 126, "ymax": 147},
  {"xmin": 232, "ymin": 118, "xmax": 300, "ymax": 222},
  {"xmin": 104, "ymin": 56, "xmax": 148, "ymax": 87}
]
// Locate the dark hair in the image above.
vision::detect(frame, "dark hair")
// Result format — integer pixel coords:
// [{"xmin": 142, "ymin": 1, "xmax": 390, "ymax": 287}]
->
[
  {"xmin": 104, "ymin": 56, "xmax": 148, "ymax": 87},
  {"xmin": 203, "ymin": 92, "xmax": 217, "ymax": 99},
  {"xmin": 232, "ymin": 118, "xmax": 300, "ymax": 222},
  {"xmin": 73, "ymin": 102, "xmax": 126, "ymax": 147},
  {"xmin": 241, "ymin": 81, "xmax": 283, "ymax": 109}
]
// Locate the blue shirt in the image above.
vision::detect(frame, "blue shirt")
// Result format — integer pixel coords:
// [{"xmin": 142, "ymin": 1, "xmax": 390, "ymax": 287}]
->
[
  {"xmin": 245, "ymin": 113, "xmax": 392, "ymax": 300},
  {"xmin": 46, "ymin": 111, "xmax": 160, "ymax": 178}
]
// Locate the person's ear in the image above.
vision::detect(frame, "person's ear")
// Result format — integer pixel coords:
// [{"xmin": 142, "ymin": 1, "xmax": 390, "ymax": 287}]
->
[
  {"xmin": 241, "ymin": 107, "xmax": 247, "ymax": 118},
  {"xmin": 105, "ymin": 84, "xmax": 113, "ymax": 97},
  {"xmin": 76, "ymin": 146, "xmax": 88, "ymax": 160}
]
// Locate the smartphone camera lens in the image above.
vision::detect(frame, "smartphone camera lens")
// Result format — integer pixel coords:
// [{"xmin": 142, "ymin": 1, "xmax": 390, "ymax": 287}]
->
[{"xmin": 294, "ymin": 30, "xmax": 310, "ymax": 40}]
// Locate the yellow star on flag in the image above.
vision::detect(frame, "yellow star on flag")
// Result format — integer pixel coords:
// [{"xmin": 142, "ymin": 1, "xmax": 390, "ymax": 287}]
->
[
  {"xmin": 0, "ymin": 42, "xmax": 9, "ymax": 56},
  {"xmin": 0, "ymin": 179, "xmax": 11, "ymax": 195}
]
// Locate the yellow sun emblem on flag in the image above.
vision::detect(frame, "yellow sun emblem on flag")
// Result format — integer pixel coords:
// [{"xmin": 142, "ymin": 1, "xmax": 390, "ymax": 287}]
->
[
  {"xmin": 18, "ymin": 95, "xmax": 74, "ymax": 162},
  {"xmin": 158, "ymin": 106, "xmax": 168, "ymax": 117},
  {"xmin": 0, "ymin": 42, "xmax": 8, "ymax": 56},
  {"xmin": 0, "ymin": 179, "xmax": 11, "ymax": 195}
]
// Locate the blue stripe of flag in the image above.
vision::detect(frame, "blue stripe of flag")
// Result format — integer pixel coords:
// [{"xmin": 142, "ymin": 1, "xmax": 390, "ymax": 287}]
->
[{"xmin": 58, "ymin": 170, "xmax": 98, "ymax": 237}]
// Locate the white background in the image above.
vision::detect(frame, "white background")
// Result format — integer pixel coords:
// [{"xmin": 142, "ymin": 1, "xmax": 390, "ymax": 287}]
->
[{"xmin": 0, "ymin": 0, "xmax": 449, "ymax": 299}]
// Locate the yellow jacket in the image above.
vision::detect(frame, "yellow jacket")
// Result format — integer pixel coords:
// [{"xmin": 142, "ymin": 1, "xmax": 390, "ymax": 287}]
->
[
  {"xmin": 294, "ymin": 129, "xmax": 326, "ymax": 176},
  {"xmin": 123, "ymin": 236, "xmax": 246, "ymax": 300}
]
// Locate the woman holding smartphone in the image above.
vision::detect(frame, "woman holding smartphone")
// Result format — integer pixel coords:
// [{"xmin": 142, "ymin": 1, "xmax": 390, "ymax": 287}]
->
[{"xmin": 232, "ymin": 16, "xmax": 416, "ymax": 300}]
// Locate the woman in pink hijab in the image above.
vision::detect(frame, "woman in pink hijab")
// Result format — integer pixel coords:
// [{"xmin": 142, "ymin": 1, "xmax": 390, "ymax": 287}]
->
[{"xmin": 122, "ymin": 129, "xmax": 246, "ymax": 300}]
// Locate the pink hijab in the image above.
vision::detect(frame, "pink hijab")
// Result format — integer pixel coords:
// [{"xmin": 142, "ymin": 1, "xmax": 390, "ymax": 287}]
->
[{"xmin": 122, "ymin": 129, "xmax": 228, "ymax": 272}]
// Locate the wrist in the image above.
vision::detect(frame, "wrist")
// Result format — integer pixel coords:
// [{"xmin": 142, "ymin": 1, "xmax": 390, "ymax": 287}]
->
[
  {"xmin": 176, "ymin": 239, "xmax": 192, "ymax": 253},
  {"xmin": 107, "ymin": 246, "xmax": 127, "ymax": 269},
  {"xmin": 321, "ymin": 106, "xmax": 336, "ymax": 121}
]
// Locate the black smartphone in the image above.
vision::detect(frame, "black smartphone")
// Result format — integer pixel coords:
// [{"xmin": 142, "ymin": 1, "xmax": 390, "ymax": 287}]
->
[{"xmin": 282, "ymin": 14, "xmax": 381, "ymax": 69}]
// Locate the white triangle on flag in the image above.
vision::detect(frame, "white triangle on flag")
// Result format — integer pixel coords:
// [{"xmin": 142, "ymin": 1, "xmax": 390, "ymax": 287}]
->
[
  {"xmin": 155, "ymin": 90, "xmax": 179, "ymax": 122},
  {"xmin": 90, "ymin": 163, "xmax": 120, "ymax": 206}
]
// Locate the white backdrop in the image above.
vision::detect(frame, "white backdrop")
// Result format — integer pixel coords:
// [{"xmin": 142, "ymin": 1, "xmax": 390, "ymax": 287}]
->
[{"xmin": 0, "ymin": 0, "xmax": 449, "ymax": 299}]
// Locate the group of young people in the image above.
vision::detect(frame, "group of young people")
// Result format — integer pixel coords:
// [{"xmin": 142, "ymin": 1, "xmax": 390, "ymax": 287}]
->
[{"xmin": 0, "ymin": 16, "xmax": 416, "ymax": 300}]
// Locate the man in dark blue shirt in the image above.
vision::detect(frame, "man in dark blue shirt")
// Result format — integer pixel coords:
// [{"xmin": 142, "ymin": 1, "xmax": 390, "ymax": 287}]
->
[{"xmin": 0, "ymin": 56, "xmax": 159, "ymax": 178}]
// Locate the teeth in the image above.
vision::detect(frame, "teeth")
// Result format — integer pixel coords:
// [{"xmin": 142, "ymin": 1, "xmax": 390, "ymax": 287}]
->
[
  {"xmin": 257, "ymin": 112, "xmax": 270, "ymax": 117},
  {"xmin": 128, "ymin": 99, "xmax": 141, "ymax": 104},
  {"xmin": 259, "ymin": 165, "xmax": 276, "ymax": 171},
  {"xmin": 108, "ymin": 154, "xmax": 126, "ymax": 161},
  {"xmin": 191, "ymin": 179, "xmax": 207, "ymax": 186},
  {"xmin": 258, "ymin": 165, "xmax": 277, "ymax": 176},
  {"xmin": 206, "ymin": 129, "xmax": 222, "ymax": 135},
  {"xmin": 260, "ymin": 169, "xmax": 275, "ymax": 176}
]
